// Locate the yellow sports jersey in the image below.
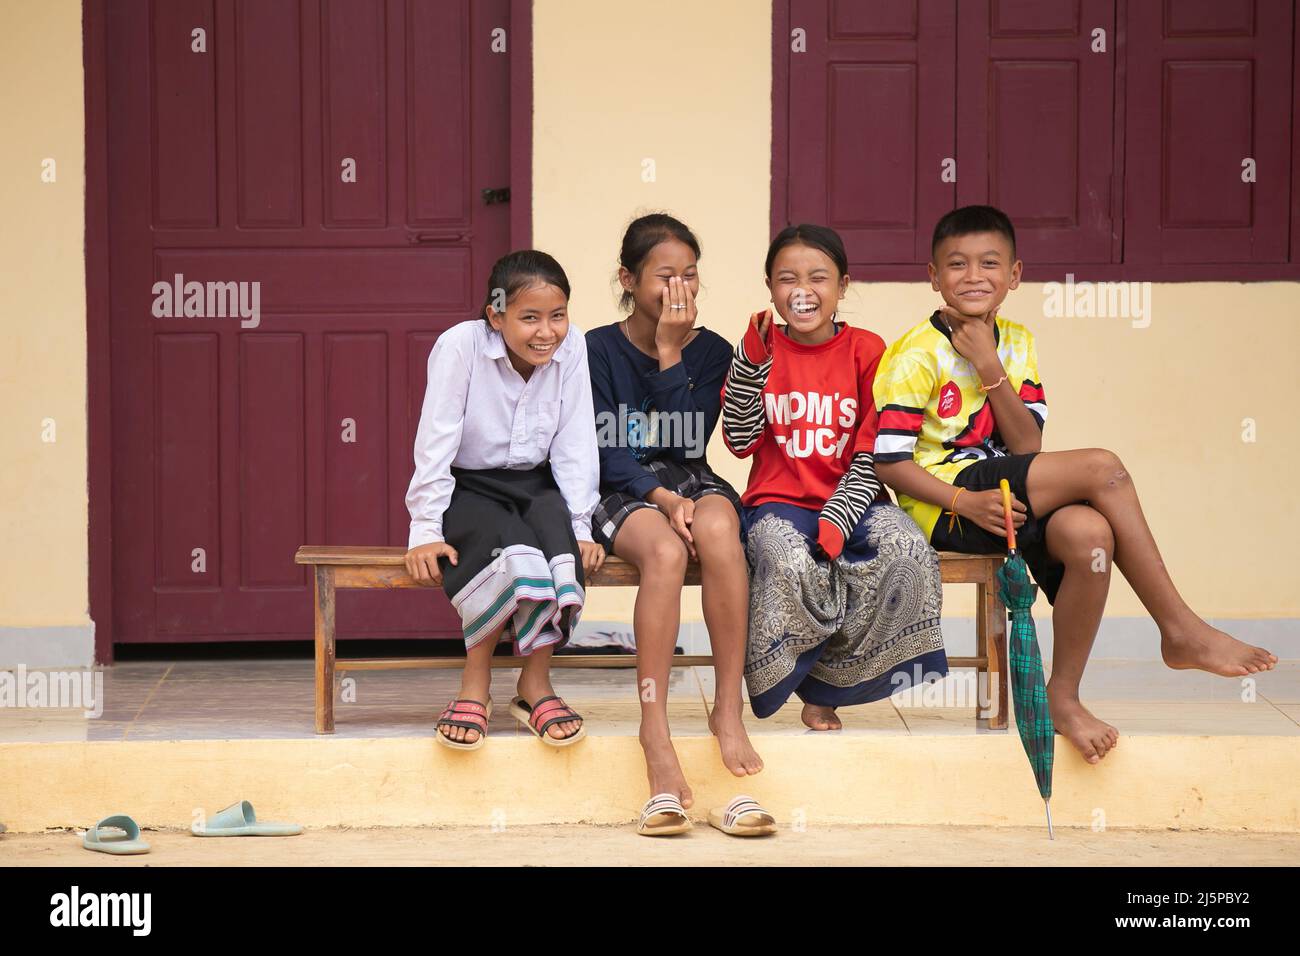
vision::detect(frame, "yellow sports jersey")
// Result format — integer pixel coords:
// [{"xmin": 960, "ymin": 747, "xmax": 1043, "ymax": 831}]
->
[{"xmin": 872, "ymin": 311, "xmax": 1047, "ymax": 539}]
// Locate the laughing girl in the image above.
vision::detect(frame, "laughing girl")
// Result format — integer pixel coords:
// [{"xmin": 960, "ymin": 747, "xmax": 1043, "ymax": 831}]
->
[
  {"xmin": 722, "ymin": 224, "xmax": 948, "ymax": 725},
  {"xmin": 587, "ymin": 214, "xmax": 763, "ymax": 835},
  {"xmin": 405, "ymin": 250, "xmax": 603, "ymax": 750}
]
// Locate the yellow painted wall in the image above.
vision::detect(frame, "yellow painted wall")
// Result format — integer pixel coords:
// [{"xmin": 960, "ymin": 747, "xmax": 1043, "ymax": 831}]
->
[
  {"xmin": 533, "ymin": 0, "xmax": 1300, "ymax": 622},
  {"xmin": 0, "ymin": 0, "xmax": 1295, "ymax": 635},
  {"xmin": 533, "ymin": 0, "xmax": 773, "ymax": 623},
  {"xmin": 0, "ymin": 0, "xmax": 88, "ymax": 628}
]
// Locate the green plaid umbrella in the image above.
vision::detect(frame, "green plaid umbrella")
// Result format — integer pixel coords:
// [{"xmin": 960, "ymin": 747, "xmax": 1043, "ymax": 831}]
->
[{"xmin": 994, "ymin": 479, "xmax": 1056, "ymax": 839}]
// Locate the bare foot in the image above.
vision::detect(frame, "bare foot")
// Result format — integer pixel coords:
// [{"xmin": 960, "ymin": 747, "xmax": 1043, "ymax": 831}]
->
[
  {"xmin": 707, "ymin": 702, "xmax": 764, "ymax": 776},
  {"xmin": 515, "ymin": 674, "xmax": 582, "ymax": 740},
  {"xmin": 1161, "ymin": 621, "xmax": 1278, "ymax": 677},
  {"xmin": 1048, "ymin": 687, "xmax": 1118, "ymax": 765},
  {"xmin": 639, "ymin": 727, "xmax": 693, "ymax": 809},
  {"xmin": 801, "ymin": 703, "xmax": 842, "ymax": 731}
]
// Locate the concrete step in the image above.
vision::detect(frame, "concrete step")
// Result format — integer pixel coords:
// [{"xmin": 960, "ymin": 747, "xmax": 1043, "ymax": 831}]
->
[{"xmin": 5, "ymin": 729, "xmax": 1298, "ymax": 832}]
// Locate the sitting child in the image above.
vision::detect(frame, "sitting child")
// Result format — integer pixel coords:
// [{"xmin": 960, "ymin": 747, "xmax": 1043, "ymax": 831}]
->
[
  {"xmin": 872, "ymin": 205, "xmax": 1278, "ymax": 764},
  {"xmin": 722, "ymin": 224, "xmax": 948, "ymax": 728},
  {"xmin": 587, "ymin": 213, "xmax": 762, "ymax": 833},
  {"xmin": 404, "ymin": 250, "xmax": 604, "ymax": 751}
]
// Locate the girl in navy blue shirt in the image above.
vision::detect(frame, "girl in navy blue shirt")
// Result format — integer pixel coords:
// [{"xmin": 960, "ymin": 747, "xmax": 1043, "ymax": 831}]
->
[{"xmin": 586, "ymin": 214, "xmax": 767, "ymax": 836}]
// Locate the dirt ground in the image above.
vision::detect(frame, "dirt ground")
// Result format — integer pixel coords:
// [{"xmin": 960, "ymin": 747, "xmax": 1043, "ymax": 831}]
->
[{"xmin": 3, "ymin": 824, "xmax": 1297, "ymax": 866}]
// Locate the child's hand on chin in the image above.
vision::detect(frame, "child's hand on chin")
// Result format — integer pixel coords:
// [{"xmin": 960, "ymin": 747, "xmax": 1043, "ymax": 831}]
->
[{"xmin": 938, "ymin": 305, "xmax": 999, "ymax": 370}]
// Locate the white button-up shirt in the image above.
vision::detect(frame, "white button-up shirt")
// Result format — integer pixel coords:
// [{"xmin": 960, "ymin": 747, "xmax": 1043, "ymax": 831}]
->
[{"xmin": 405, "ymin": 319, "xmax": 600, "ymax": 549}]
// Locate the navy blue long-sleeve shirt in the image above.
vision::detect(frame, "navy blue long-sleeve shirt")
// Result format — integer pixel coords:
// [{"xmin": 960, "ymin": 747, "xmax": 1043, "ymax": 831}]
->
[{"xmin": 586, "ymin": 322, "xmax": 732, "ymax": 501}]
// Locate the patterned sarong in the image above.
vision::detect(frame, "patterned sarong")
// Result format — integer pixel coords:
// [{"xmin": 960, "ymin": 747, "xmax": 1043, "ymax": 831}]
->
[{"xmin": 743, "ymin": 501, "xmax": 948, "ymax": 718}]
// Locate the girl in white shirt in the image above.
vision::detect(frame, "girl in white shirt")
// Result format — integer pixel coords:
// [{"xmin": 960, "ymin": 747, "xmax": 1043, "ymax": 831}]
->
[{"xmin": 405, "ymin": 250, "xmax": 604, "ymax": 750}]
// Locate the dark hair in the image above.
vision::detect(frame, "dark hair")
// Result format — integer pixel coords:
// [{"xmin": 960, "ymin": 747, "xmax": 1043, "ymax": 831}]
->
[
  {"xmin": 617, "ymin": 213, "xmax": 702, "ymax": 311},
  {"xmin": 764, "ymin": 224, "xmax": 849, "ymax": 279},
  {"xmin": 482, "ymin": 249, "xmax": 570, "ymax": 323},
  {"xmin": 930, "ymin": 205, "xmax": 1017, "ymax": 260}
]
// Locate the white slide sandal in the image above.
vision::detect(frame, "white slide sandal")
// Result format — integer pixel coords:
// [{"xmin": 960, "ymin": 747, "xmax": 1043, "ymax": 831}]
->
[
  {"xmin": 637, "ymin": 792, "xmax": 692, "ymax": 837},
  {"xmin": 708, "ymin": 795, "xmax": 777, "ymax": 837}
]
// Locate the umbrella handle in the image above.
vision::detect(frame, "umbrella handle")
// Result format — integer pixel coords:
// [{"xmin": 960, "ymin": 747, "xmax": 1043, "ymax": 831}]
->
[{"xmin": 999, "ymin": 479, "xmax": 1018, "ymax": 552}]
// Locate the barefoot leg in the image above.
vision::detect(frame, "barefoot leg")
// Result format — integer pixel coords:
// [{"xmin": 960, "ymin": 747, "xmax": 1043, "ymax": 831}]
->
[
  {"xmin": 692, "ymin": 496, "xmax": 764, "ymax": 776},
  {"xmin": 1026, "ymin": 449, "xmax": 1276, "ymax": 676},
  {"xmin": 613, "ymin": 509, "xmax": 694, "ymax": 808},
  {"xmin": 1041, "ymin": 505, "xmax": 1119, "ymax": 764}
]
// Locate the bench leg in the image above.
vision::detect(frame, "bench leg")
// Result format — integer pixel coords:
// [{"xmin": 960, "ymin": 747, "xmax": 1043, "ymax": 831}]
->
[
  {"xmin": 314, "ymin": 565, "xmax": 337, "ymax": 734},
  {"xmin": 980, "ymin": 576, "xmax": 1009, "ymax": 730}
]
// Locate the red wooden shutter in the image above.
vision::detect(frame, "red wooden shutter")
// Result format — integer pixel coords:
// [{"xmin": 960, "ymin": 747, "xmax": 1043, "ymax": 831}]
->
[
  {"xmin": 783, "ymin": 0, "xmax": 957, "ymax": 270},
  {"xmin": 956, "ymin": 0, "xmax": 1118, "ymax": 265},
  {"xmin": 1124, "ymin": 0, "xmax": 1293, "ymax": 264}
]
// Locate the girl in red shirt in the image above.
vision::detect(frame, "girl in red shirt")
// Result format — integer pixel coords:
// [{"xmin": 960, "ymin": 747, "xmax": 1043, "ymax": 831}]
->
[{"xmin": 722, "ymin": 224, "xmax": 948, "ymax": 725}]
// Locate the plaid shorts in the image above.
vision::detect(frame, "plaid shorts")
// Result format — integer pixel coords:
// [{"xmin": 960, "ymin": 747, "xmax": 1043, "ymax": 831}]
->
[{"xmin": 593, "ymin": 458, "xmax": 742, "ymax": 553}]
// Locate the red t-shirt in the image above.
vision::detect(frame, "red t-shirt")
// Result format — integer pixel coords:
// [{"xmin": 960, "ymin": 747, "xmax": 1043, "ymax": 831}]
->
[{"xmin": 724, "ymin": 320, "xmax": 885, "ymax": 511}]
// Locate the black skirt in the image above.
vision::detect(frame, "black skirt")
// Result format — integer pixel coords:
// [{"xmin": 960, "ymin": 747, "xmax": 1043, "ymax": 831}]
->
[{"xmin": 439, "ymin": 466, "xmax": 585, "ymax": 653}]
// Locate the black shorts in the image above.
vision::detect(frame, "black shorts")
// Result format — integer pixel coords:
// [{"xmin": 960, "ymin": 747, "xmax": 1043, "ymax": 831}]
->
[
  {"xmin": 592, "ymin": 458, "xmax": 742, "ymax": 553},
  {"xmin": 927, "ymin": 452, "xmax": 1064, "ymax": 605}
]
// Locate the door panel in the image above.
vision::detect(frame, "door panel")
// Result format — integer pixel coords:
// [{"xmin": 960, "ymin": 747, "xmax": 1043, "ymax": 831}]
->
[
  {"xmin": 784, "ymin": 0, "xmax": 958, "ymax": 267},
  {"xmin": 1125, "ymin": 0, "xmax": 1293, "ymax": 263},
  {"xmin": 106, "ymin": 0, "xmax": 518, "ymax": 642},
  {"xmin": 957, "ymin": 0, "xmax": 1117, "ymax": 264}
]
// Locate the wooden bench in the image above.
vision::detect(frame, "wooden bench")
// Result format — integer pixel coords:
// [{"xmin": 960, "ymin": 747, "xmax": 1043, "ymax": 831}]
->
[{"xmin": 294, "ymin": 545, "xmax": 1008, "ymax": 735}]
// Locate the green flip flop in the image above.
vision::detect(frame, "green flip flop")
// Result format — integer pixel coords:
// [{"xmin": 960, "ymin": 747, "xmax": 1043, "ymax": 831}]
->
[
  {"xmin": 82, "ymin": 814, "xmax": 150, "ymax": 855},
  {"xmin": 191, "ymin": 800, "xmax": 302, "ymax": 837}
]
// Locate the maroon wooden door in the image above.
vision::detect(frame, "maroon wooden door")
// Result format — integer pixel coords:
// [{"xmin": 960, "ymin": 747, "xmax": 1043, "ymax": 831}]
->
[
  {"xmin": 782, "ymin": 0, "xmax": 958, "ymax": 271},
  {"xmin": 1124, "ymin": 0, "xmax": 1293, "ymax": 264},
  {"xmin": 103, "ymin": 0, "xmax": 521, "ymax": 643},
  {"xmin": 956, "ymin": 0, "xmax": 1117, "ymax": 265}
]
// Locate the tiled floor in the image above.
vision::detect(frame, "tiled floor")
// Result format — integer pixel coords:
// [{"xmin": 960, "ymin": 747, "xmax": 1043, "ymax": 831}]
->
[{"xmin": 2, "ymin": 658, "xmax": 1298, "ymax": 742}]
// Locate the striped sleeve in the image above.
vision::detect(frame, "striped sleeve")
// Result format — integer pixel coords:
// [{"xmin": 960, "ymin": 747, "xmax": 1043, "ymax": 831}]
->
[
  {"xmin": 816, "ymin": 451, "xmax": 883, "ymax": 558},
  {"xmin": 871, "ymin": 355, "xmax": 935, "ymax": 463},
  {"xmin": 1016, "ymin": 333, "xmax": 1047, "ymax": 429},
  {"xmin": 721, "ymin": 317, "xmax": 773, "ymax": 458}
]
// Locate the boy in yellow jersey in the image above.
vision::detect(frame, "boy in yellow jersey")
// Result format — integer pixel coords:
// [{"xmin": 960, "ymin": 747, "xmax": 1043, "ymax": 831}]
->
[{"xmin": 872, "ymin": 205, "xmax": 1277, "ymax": 764}]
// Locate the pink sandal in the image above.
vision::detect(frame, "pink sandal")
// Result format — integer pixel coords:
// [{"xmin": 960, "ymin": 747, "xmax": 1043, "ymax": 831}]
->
[
  {"xmin": 435, "ymin": 698, "xmax": 492, "ymax": 751},
  {"xmin": 509, "ymin": 695, "xmax": 586, "ymax": 747}
]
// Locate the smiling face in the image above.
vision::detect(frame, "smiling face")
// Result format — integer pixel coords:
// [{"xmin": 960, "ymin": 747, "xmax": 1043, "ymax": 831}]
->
[
  {"xmin": 765, "ymin": 242, "xmax": 849, "ymax": 344},
  {"xmin": 620, "ymin": 238, "xmax": 699, "ymax": 319},
  {"xmin": 928, "ymin": 231, "xmax": 1022, "ymax": 319},
  {"xmin": 486, "ymin": 281, "xmax": 569, "ymax": 377}
]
